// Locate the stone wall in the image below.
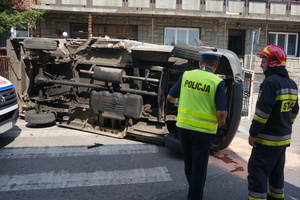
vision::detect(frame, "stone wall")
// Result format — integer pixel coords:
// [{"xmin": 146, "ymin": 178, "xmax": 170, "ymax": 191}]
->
[
  {"xmin": 40, "ymin": 13, "xmax": 300, "ymax": 83},
  {"xmin": 41, "ymin": 14, "xmax": 228, "ymax": 47}
]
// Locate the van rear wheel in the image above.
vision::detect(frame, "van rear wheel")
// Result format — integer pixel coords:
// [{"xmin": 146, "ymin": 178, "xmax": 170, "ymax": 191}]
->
[
  {"xmin": 25, "ymin": 111, "xmax": 56, "ymax": 125},
  {"xmin": 23, "ymin": 38, "xmax": 58, "ymax": 51}
]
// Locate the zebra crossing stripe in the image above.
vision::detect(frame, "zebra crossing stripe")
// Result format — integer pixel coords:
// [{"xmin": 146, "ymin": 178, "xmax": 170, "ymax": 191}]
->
[
  {"xmin": 0, "ymin": 144, "xmax": 159, "ymax": 159},
  {"xmin": 0, "ymin": 166, "xmax": 172, "ymax": 191}
]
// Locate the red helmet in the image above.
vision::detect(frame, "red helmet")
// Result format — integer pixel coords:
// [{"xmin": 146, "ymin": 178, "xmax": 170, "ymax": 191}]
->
[{"xmin": 257, "ymin": 45, "xmax": 287, "ymax": 67}]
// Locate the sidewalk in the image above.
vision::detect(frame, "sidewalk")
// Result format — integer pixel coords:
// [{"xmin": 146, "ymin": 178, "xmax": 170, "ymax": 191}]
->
[{"xmin": 238, "ymin": 117, "xmax": 252, "ymax": 135}]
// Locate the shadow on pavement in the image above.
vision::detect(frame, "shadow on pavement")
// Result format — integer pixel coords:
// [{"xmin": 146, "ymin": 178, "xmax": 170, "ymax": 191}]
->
[{"xmin": 0, "ymin": 125, "xmax": 21, "ymax": 148}]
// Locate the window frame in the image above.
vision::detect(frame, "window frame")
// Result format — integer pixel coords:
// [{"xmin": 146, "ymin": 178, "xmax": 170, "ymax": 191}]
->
[
  {"xmin": 164, "ymin": 27, "xmax": 200, "ymax": 46},
  {"xmin": 268, "ymin": 31, "xmax": 298, "ymax": 57}
]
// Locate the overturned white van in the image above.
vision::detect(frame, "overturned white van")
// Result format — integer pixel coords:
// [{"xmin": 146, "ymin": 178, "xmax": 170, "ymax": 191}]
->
[{"xmin": 7, "ymin": 37, "xmax": 243, "ymax": 152}]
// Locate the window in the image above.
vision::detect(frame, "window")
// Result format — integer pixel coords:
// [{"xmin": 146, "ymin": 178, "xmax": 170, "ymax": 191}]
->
[
  {"xmin": 0, "ymin": 35, "xmax": 8, "ymax": 48},
  {"xmin": 1, "ymin": 28, "xmax": 28, "ymax": 48},
  {"xmin": 10, "ymin": 28, "xmax": 29, "ymax": 37},
  {"xmin": 164, "ymin": 27, "xmax": 199, "ymax": 46},
  {"xmin": 268, "ymin": 32, "xmax": 298, "ymax": 57}
]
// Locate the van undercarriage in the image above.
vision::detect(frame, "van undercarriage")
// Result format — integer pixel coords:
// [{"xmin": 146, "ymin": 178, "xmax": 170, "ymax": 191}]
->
[{"xmin": 7, "ymin": 37, "xmax": 243, "ymax": 151}]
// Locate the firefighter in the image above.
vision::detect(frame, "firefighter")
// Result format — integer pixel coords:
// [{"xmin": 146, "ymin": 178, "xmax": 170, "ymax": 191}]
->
[
  {"xmin": 167, "ymin": 51, "xmax": 228, "ymax": 200},
  {"xmin": 248, "ymin": 45, "xmax": 299, "ymax": 200}
]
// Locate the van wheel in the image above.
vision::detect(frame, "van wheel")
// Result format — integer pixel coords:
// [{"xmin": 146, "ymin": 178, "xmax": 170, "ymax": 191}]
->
[
  {"xmin": 166, "ymin": 129, "xmax": 234, "ymax": 155},
  {"xmin": 173, "ymin": 44, "xmax": 214, "ymax": 62},
  {"xmin": 23, "ymin": 38, "xmax": 57, "ymax": 51},
  {"xmin": 165, "ymin": 132, "xmax": 183, "ymax": 155},
  {"xmin": 211, "ymin": 127, "xmax": 237, "ymax": 150},
  {"xmin": 25, "ymin": 112, "xmax": 56, "ymax": 125}
]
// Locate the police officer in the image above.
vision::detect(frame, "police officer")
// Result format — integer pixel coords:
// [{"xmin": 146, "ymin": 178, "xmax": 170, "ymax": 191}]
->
[
  {"xmin": 248, "ymin": 45, "xmax": 299, "ymax": 200},
  {"xmin": 167, "ymin": 51, "xmax": 228, "ymax": 200}
]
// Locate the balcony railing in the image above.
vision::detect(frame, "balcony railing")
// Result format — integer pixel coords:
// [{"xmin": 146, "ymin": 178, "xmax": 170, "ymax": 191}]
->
[{"xmin": 36, "ymin": 0, "xmax": 300, "ymax": 20}]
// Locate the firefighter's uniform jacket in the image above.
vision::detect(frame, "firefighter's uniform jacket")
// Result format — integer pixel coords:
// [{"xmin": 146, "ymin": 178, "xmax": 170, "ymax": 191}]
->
[{"xmin": 248, "ymin": 67, "xmax": 299, "ymax": 200}]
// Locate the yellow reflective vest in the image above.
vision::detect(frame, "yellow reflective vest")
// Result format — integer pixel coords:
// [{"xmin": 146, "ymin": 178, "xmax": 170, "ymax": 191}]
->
[{"xmin": 176, "ymin": 69, "xmax": 222, "ymax": 134}]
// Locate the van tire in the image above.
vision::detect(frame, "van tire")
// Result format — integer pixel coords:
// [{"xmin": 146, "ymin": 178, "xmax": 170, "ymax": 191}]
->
[
  {"xmin": 173, "ymin": 44, "xmax": 206, "ymax": 62},
  {"xmin": 165, "ymin": 130, "xmax": 235, "ymax": 154},
  {"xmin": 25, "ymin": 112, "xmax": 56, "ymax": 125},
  {"xmin": 24, "ymin": 38, "xmax": 57, "ymax": 51},
  {"xmin": 165, "ymin": 132, "xmax": 183, "ymax": 155}
]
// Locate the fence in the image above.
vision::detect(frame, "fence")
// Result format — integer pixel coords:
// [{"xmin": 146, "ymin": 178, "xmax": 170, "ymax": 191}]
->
[
  {"xmin": 0, "ymin": 55, "xmax": 9, "ymax": 79},
  {"xmin": 242, "ymin": 69, "xmax": 255, "ymax": 118}
]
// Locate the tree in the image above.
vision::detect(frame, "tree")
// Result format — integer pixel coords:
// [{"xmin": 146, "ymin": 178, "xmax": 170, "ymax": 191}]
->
[{"xmin": 0, "ymin": 0, "xmax": 46, "ymax": 35}]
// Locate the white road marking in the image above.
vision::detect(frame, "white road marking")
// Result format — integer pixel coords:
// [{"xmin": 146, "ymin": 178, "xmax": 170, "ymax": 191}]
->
[
  {"xmin": 3, "ymin": 129, "xmax": 94, "ymax": 137},
  {"xmin": 0, "ymin": 144, "xmax": 159, "ymax": 159},
  {"xmin": 0, "ymin": 167, "xmax": 172, "ymax": 191}
]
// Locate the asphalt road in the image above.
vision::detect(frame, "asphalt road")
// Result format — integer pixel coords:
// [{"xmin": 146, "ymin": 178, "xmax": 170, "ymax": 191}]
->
[{"xmin": 0, "ymin": 117, "xmax": 299, "ymax": 200}]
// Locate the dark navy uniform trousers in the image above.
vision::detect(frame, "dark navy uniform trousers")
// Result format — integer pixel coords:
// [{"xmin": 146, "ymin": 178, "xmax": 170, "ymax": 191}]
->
[{"xmin": 178, "ymin": 127, "xmax": 213, "ymax": 200}]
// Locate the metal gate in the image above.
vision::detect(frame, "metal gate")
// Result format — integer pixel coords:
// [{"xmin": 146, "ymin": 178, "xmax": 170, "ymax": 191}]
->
[
  {"xmin": 0, "ymin": 55, "xmax": 9, "ymax": 79},
  {"xmin": 242, "ymin": 69, "xmax": 254, "ymax": 118}
]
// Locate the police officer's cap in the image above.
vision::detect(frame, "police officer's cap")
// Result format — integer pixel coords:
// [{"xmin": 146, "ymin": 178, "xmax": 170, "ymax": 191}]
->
[{"xmin": 199, "ymin": 51, "xmax": 222, "ymax": 61}]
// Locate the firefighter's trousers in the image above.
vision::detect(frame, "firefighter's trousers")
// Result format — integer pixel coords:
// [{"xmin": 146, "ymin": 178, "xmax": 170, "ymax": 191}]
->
[{"xmin": 247, "ymin": 145, "xmax": 286, "ymax": 200}]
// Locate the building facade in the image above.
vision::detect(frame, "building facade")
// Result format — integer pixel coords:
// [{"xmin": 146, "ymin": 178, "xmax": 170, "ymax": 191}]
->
[{"xmin": 5, "ymin": 0, "xmax": 300, "ymax": 83}]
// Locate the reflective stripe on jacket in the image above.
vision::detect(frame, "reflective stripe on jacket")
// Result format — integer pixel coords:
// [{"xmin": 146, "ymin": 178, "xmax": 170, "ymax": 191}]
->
[{"xmin": 176, "ymin": 69, "xmax": 222, "ymax": 134}]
